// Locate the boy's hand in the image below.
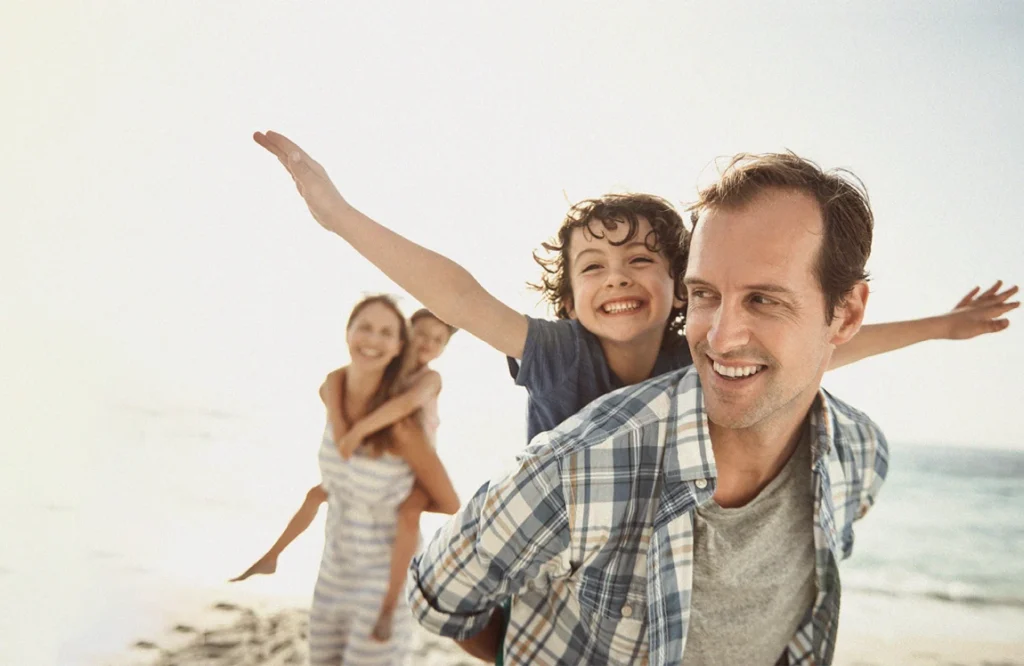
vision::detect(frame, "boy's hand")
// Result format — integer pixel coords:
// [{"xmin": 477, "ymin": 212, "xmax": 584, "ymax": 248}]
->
[
  {"xmin": 254, "ymin": 131, "xmax": 350, "ymax": 233},
  {"xmin": 942, "ymin": 281, "xmax": 1019, "ymax": 339}
]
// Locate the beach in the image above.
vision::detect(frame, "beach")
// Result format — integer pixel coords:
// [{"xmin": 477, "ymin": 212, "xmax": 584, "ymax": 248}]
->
[
  {"xmin": 4, "ymin": 401, "xmax": 1022, "ymax": 665},
  {"xmin": 107, "ymin": 591, "xmax": 1024, "ymax": 665}
]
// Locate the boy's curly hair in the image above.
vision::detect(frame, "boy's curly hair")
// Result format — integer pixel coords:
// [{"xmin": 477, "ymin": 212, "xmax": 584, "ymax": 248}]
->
[{"xmin": 530, "ymin": 193, "xmax": 690, "ymax": 347}]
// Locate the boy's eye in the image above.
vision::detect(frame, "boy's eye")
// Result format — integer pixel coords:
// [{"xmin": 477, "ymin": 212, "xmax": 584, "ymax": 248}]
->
[
  {"xmin": 630, "ymin": 256, "xmax": 655, "ymax": 265},
  {"xmin": 580, "ymin": 263, "xmax": 602, "ymax": 273}
]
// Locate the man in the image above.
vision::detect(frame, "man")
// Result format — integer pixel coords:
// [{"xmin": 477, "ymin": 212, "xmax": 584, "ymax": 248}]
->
[{"xmin": 408, "ymin": 153, "xmax": 889, "ymax": 665}]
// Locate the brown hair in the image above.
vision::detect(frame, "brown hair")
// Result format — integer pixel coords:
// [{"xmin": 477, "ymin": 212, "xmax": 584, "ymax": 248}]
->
[
  {"xmin": 531, "ymin": 193, "xmax": 690, "ymax": 347},
  {"xmin": 687, "ymin": 152, "xmax": 873, "ymax": 323},
  {"xmin": 345, "ymin": 294, "xmax": 409, "ymax": 453},
  {"xmin": 410, "ymin": 308, "xmax": 458, "ymax": 338}
]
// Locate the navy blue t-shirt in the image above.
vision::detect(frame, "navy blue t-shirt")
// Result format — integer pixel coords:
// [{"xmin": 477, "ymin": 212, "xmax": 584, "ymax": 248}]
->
[{"xmin": 507, "ymin": 316, "xmax": 694, "ymax": 441}]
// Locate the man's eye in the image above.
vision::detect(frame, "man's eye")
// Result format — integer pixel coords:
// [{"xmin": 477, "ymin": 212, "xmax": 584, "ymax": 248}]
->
[
  {"xmin": 751, "ymin": 294, "xmax": 776, "ymax": 306},
  {"xmin": 690, "ymin": 289, "xmax": 710, "ymax": 299}
]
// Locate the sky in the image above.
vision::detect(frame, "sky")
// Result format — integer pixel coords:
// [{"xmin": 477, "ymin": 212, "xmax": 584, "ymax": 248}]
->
[{"xmin": 3, "ymin": 1, "xmax": 1024, "ymax": 449}]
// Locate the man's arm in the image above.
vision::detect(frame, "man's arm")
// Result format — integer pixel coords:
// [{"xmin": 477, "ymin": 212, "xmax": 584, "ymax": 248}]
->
[
  {"xmin": 408, "ymin": 449, "xmax": 571, "ymax": 656},
  {"xmin": 338, "ymin": 370, "xmax": 442, "ymax": 458},
  {"xmin": 254, "ymin": 131, "xmax": 528, "ymax": 359},
  {"xmin": 830, "ymin": 281, "xmax": 1019, "ymax": 370}
]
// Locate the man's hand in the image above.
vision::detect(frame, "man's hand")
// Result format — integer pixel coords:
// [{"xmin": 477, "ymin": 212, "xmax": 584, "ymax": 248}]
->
[
  {"xmin": 942, "ymin": 281, "xmax": 1019, "ymax": 339},
  {"xmin": 254, "ymin": 131, "xmax": 351, "ymax": 233}
]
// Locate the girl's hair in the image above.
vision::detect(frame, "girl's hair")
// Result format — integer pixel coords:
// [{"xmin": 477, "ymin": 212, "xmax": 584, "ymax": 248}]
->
[{"xmin": 345, "ymin": 294, "xmax": 409, "ymax": 454}]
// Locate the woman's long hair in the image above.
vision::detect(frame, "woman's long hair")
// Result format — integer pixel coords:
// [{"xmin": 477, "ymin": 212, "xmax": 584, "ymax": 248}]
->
[{"xmin": 344, "ymin": 294, "xmax": 409, "ymax": 454}]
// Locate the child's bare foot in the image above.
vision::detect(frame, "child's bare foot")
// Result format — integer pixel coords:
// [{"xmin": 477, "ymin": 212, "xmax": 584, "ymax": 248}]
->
[
  {"xmin": 229, "ymin": 553, "xmax": 278, "ymax": 582},
  {"xmin": 371, "ymin": 605, "xmax": 395, "ymax": 642}
]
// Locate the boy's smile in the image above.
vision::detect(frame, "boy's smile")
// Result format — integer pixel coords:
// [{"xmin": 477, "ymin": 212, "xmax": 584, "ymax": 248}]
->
[{"xmin": 564, "ymin": 217, "xmax": 683, "ymax": 349}]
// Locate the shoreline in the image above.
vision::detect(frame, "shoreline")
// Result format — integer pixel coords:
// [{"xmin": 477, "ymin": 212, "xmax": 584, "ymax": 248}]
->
[{"xmin": 104, "ymin": 590, "xmax": 1024, "ymax": 666}]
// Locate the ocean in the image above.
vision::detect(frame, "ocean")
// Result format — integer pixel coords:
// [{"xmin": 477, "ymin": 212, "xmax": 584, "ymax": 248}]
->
[{"xmin": 2, "ymin": 397, "xmax": 1022, "ymax": 664}]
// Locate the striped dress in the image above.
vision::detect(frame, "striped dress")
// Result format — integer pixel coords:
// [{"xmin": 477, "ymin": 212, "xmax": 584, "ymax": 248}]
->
[{"xmin": 309, "ymin": 422, "xmax": 416, "ymax": 665}]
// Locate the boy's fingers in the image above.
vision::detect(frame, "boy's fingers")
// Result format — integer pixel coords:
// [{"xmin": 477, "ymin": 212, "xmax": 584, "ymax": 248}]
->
[
  {"xmin": 955, "ymin": 286, "xmax": 980, "ymax": 309},
  {"xmin": 979, "ymin": 280, "xmax": 1003, "ymax": 298},
  {"xmin": 993, "ymin": 285, "xmax": 1020, "ymax": 302},
  {"xmin": 253, "ymin": 131, "xmax": 287, "ymax": 162},
  {"xmin": 978, "ymin": 302, "xmax": 1020, "ymax": 319}
]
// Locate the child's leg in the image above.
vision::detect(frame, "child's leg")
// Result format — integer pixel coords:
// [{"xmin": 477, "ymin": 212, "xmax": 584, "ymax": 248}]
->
[
  {"xmin": 231, "ymin": 485, "xmax": 327, "ymax": 582},
  {"xmin": 372, "ymin": 484, "xmax": 430, "ymax": 642}
]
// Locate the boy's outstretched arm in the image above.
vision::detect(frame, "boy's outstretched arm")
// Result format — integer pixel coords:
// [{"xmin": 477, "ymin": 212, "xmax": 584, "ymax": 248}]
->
[
  {"xmin": 338, "ymin": 370, "xmax": 443, "ymax": 458},
  {"xmin": 254, "ymin": 131, "xmax": 528, "ymax": 359},
  {"xmin": 830, "ymin": 281, "xmax": 1019, "ymax": 370}
]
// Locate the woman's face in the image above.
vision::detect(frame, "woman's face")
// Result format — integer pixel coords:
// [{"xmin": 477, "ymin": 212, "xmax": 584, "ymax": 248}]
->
[{"xmin": 345, "ymin": 302, "xmax": 405, "ymax": 371}]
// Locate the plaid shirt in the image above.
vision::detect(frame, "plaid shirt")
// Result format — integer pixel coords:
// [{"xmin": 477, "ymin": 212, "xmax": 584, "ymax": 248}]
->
[{"xmin": 409, "ymin": 367, "xmax": 888, "ymax": 665}]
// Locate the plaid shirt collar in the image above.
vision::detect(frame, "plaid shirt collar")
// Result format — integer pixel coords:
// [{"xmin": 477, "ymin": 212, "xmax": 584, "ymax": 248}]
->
[{"xmin": 647, "ymin": 368, "xmax": 880, "ymax": 664}]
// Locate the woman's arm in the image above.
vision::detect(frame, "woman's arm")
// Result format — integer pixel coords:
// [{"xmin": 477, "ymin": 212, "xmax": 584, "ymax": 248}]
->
[
  {"xmin": 319, "ymin": 368, "xmax": 348, "ymax": 444},
  {"xmin": 338, "ymin": 371, "xmax": 442, "ymax": 459}
]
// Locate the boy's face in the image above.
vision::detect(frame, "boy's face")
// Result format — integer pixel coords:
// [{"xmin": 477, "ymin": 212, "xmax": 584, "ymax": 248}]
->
[
  {"xmin": 683, "ymin": 188, "xmax": 865, "ymax": 432},
  {"xmin": 410, "ymin": 317, "xmax": 451, "ymax": 366},
  {"xmin": 564, "ymin": 217, "xmax": 683, "ymax": 349}
]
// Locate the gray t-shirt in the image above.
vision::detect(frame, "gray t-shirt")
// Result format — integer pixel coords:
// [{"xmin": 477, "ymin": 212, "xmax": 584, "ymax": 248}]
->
[
  {"xmin": 507, "ymin": 316, "xmax": 693, "ymax": 440},
  {"xmin": 682, "ymin": 428, "xmax": 817, "ymax": 666}
]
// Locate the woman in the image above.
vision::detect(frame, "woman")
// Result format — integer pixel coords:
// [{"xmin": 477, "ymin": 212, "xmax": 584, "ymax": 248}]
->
[{"xmin": 310, "ymin": 295, "xmax": 459, "ymax": 665}]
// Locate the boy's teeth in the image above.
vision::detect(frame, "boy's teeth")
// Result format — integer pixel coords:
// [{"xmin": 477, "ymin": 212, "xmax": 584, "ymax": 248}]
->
[
  {"xmin": 603, "ymin": 300, "xmax": 641, "ymax": 314},
  {"xmin": 713, "ymin": 361, "xmax": 762, "ymax": 378}
]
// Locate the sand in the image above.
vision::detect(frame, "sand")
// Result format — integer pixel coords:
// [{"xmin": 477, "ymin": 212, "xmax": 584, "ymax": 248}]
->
[{"xmin": 112, "ymin": 596, "xmax": 1024, "ymax": 665}]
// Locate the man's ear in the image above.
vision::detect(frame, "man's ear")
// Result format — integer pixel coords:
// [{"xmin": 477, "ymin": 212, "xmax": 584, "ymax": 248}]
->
[
  {"xmin": 830, "ymin": 282, "xmax": 869, "ymax": 346},
  {"xmin": 563, "ymin": 295, "xmax": 577, "ymax": 320}
]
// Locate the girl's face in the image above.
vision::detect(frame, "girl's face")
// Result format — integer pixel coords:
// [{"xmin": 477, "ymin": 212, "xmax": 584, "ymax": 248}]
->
[
  {"xmin": 410, "ymin": 317, "xmax": 451, "ymax": 366},
  {"xmin": 346, "ymin": 302, "xmax": 405, "ymax": 371}
]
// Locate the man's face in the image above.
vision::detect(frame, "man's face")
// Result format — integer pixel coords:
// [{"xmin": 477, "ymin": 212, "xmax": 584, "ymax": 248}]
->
[
  {"xmin": 684, "ymin": 188, "xmax": 862, "ymax": 431},
  {"xmin": 565, "ymin": 217, "xmax": 683, "ymax": 348}
]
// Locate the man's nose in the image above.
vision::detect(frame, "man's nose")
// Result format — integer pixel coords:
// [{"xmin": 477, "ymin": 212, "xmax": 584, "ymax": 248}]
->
[{"xmin": 707, "ymin": 302, "xmax": 751, "ymax": 354}]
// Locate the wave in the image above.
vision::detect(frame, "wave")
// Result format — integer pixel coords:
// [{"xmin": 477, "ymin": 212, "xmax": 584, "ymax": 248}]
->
[{"xmin": 843, "ymin": 570, "xmax": 1024, "ymax": 609}]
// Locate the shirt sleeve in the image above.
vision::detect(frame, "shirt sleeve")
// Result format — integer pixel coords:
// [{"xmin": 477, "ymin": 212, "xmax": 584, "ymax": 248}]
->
[
  {"xmin": 507, "ymin": 316, "xmax": 579, "ymax": 393},
  {"xmin": 408, "ymin": 445, "xmax": 572, "ymax": 640},
  {"xmin": 856, "ymin": 422, "xmax": 890, "ymax": 520}
]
